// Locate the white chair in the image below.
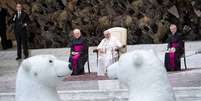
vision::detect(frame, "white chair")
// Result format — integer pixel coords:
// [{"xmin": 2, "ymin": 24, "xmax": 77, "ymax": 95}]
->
[
  {"xmin": 108, "ymin": 27, "xmax": 127, "ymax": 57},
  {"xmin": 93, "ymin": 27, "xmax": 128, "ymax": 68}
]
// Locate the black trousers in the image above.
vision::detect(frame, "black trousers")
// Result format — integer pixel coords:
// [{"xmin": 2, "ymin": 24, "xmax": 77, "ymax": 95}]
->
[
  {"xmin": 0, "ymin": 29, "xmax": 7, "ymax": 49},
  {"xmin": 15, "ymin": 31, "xmax": 29, "ymax": 58}
]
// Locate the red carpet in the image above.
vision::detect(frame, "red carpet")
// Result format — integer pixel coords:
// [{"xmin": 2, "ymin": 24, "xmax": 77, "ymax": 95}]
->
[{"xmin": 65, "ymin": 72, "xmax": 109, "ymax": 81}]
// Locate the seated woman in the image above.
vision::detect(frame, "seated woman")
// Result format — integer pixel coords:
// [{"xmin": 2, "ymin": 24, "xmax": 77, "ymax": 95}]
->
[
  {"xmin": 165, "ymin": 24, "xmax": 184, "ymax": 71},
  {"xmin": 69, "ymin": 29, "xmax": 88, "ymax": 75},
  {"xmin": 96, "ymin": 30, "xmax": 122, "ymax": 76}
]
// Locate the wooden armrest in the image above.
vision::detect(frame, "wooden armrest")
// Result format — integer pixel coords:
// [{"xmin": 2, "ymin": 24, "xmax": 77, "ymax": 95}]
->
[
  {"xmin": 115, "ymin": 45, "xmax": 126, "ymax": 51},
  {"xmin": 93, "ymin": 49, "xmax": 98, "ymax": 53},
  {"xmin": 122, "ymin": 45, "xmax": 126, "ymax": 48},
  {"xmin": 115, "ymin": 48, "xmax": 120, "ymax": 51}
]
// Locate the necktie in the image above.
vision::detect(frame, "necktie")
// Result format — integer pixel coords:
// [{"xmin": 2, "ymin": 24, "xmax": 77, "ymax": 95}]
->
[{"xmin": 18, "ymin": 12, "xmax": 21, "ymax": 19}]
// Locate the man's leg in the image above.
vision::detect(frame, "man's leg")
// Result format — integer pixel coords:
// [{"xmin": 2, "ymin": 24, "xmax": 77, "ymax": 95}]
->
[
  {"xmin": 15, "ymin": 32, "xmax": 22, "ymax": 59},
  {"xmin": 176, "ymin": 57, "xmax": 181, "ymax": 71},
  {"xmin": 22, "ymin": 32, "xmax": 29, "ymax": 58}
]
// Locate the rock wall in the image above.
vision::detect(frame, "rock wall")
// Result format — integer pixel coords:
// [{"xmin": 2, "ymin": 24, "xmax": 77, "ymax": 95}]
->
[{"xmin": 1, "ymin": 0, "xmax": 201, "ymax": 48}]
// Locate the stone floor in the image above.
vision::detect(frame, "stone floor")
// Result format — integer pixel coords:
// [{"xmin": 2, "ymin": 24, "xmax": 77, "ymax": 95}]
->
[{"xmin": 0, "ymin": 41, "xmax": 201, "ymax": 101}]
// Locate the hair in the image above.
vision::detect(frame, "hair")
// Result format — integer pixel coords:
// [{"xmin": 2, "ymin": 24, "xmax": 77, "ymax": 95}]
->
[
  {"xmin": 73, "ymin": 29, "xmax": 81, "ymax": 34},
  {"xmin": 170, "ymin": 24, "xmax": 177, "ymax": 28},
  {"xmin": 103, "ymin": 30, "xmax": 110, "ymax": 35},
  {"xmin": 16, "ymin": 2, "xmax": 23, "ymax": 7}
]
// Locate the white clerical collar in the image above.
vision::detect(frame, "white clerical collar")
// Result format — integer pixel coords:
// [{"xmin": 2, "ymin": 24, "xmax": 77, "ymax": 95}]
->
[{"xmin": 105, "ymin": 38, "xmax": 110, "ymax": 40}]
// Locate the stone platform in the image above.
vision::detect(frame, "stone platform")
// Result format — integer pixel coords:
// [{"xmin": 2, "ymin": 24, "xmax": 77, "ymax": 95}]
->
[{"xmin": 0, "ymin": 41, "xmax": 201, "ymax": 101}]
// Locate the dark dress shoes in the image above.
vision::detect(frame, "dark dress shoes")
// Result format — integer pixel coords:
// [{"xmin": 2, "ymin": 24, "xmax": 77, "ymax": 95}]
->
[
  {"xmin": 16, "ymin": 57, "xmax": 22, "ymax": 60},
  {"xmin": 24, "ymin": 56, "xmax": 28, "ymax": 59}
]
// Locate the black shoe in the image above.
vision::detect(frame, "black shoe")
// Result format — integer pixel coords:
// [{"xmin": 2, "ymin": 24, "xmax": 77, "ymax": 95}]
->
[
  {"xmin": 2, "ymin": 47, "xmax": 8, "ymax": 50},
  {"xmin": 24, "ymin": 56, "xmax": 28, "ymax": 59},
  {"xmin": 16, "ymin": 57, "xmax": 22, "ymax": 60}
]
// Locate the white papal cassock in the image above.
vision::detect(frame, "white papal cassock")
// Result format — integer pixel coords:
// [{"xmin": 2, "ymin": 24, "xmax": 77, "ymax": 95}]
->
[{"xmin": 97, "ymin": 36, "xmax": 122, "ymax": 76}]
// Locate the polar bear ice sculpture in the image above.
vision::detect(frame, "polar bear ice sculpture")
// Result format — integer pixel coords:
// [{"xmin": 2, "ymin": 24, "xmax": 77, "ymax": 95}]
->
[
  {"xmin": 16, "ymin": 55, "xmax": 72, "ymax": 101},
  {"xmin": 107, "ymin": 50, "xmax": 176, "ymax": 101}
]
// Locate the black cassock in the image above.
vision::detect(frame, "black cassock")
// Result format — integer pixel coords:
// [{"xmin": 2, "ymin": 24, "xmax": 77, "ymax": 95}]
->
[
  {"xmin": 165, "ymin": 33, "xmax": 184, "ymax": 71},
  {"xmin": 0, "ymin": 7, "xmax": 9, "ymax": 49},
  {"xmin": 69, "ymin": 36, "xmax": 88, "ymax": 75}
]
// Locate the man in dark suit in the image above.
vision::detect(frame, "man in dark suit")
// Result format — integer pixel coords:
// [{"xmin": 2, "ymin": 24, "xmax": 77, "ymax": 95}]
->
[
  {"xmin": 0, "ymin": 6, "xmax": 9, "ymax": 49},
  {"xmin": 13, "ymin": 3, "xmax": 30, "ymax": 60}
]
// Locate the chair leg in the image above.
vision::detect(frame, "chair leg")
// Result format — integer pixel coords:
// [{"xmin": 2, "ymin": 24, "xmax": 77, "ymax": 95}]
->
[
  {"xmin": 183, "ymin": 42, "xmax": 187, "ymax": 70},
  {"xmin": 117, "ymin": 50, "xmax": 120, "ymax": 60},
  {"xmin": 184, "ymin": 55, "xmax": 187, "ymax": 70},
  {"xmin": 97, "ymin": 52, "xmax": 99, "ymax": 72},
  {"xmin": 87, "ymin": 60, "xmax": 90, "ymax": 74}
]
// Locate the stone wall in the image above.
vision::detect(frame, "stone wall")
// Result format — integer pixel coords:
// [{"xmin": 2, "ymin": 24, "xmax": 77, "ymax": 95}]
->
[{"xmin": 0, "ymin": 0, "xmax": 201, "ymax": 48}]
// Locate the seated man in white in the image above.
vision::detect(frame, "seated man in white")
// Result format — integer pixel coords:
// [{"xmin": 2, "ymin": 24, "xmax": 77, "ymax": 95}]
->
[{"xmin": 97, "ymin": 30, "xmax": 122, "ymax": 76}]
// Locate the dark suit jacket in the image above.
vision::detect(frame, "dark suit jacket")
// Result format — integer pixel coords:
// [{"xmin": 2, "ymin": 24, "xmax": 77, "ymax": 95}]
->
[{"xmin": 12, "ymin": 11, "xmax": 30, "ymax": 33}]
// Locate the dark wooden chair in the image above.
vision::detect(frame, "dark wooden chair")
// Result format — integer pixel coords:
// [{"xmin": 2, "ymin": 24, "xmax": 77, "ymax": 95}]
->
[{"xmin": 181, "ymin": 40, "xmax": 187, "ymax": 70}]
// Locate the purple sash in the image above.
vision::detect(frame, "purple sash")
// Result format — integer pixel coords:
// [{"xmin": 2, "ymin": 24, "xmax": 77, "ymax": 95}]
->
[
  {"xmin": 169, "ymin": 43, "xmax": 176, "ymax": 70},
  {"xmin": 72, "ymin": 45, "xmax": 83, "ymax": 73}
]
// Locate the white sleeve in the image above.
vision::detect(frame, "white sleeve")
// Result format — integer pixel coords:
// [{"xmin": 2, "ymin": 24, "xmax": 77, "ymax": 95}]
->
[
  {"xmin": 97, "ymin": 39, "xmax": 105, "ymax": 49},
  {"xmin": 13, "ymin": 15, "xmax": 16, "ymax": 21},
  {"xmin": 112, "ymin": 37, "xmax": 122, "ymax": 48}
]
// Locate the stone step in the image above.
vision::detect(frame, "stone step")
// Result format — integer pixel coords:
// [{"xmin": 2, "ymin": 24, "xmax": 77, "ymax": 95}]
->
[{"xmin": 1, "ymin": 87, "xmax": 201, "ymax": 101}]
